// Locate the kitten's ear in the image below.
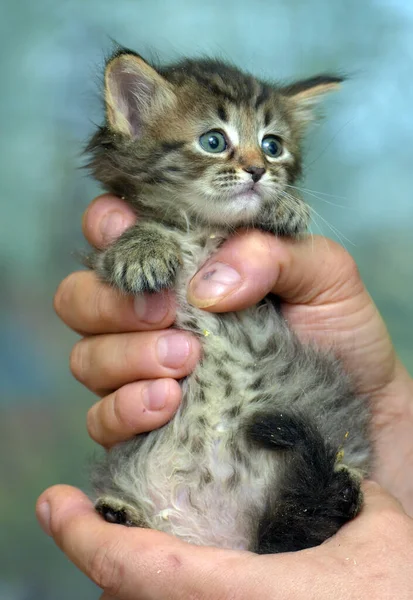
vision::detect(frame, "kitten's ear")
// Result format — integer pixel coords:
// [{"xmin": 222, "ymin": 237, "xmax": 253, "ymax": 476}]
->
[
  {"xmin": 282, "ymin": 75, "xmax": 344, "ymax": 124},
  {"xmin": 104, "ymin": 51, "xmax": 174, "ymax": 138}
]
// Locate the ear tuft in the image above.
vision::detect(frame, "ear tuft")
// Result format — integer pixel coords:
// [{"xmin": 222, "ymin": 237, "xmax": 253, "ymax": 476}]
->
[
  {"xmin": 282, "ymin": 74, "xmax": 345, "ymax": 124},
  {"xmin": 104, "ymin": 51, "xmax": 174, "ymax": 138}
]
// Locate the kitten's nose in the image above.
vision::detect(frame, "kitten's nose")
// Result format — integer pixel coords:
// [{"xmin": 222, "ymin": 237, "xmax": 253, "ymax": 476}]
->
[{"xmin": 243, "ymin": 166, "xmax": 266, "ymax": 183}]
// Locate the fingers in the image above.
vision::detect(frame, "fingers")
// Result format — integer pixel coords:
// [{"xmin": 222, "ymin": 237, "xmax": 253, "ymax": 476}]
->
[
  {"xmin": 55, "ymin": 271, "xmax": 176, "ymax": 335},
  {"xmin": 36, "ymin": 484, "xmax": 413, "ymax": 600},
  {"xmin": 57, "ymin": 193, "xmax": 176, "ymax": 335},
  {"xmin": 187, "ymin": 230, "xmax": 280, "ymax": 311},
  {"xmin": 82, "ymin": 194, "xmax": 136, "ymax": 249},
  {"xmin": 82, "ymin": 202, "xmax": 362, "ymax": 317},
  {"xmin": 187, "ymin": 232, "xmax": 364, "ymax": 312},
  {"xmin": 70, "ymin": 330, "xmax": 201, "ymax": 395},
  {"xmin": 36, "ymin": 486, "xmax": 338, "ymax": 600},
  {"xmin": 35, "ymin": 485, "xmax": 254, "ymax": 600},
  {"xmin": 87, "ymin": 379, "xmax": 182, "ymax": 447}
]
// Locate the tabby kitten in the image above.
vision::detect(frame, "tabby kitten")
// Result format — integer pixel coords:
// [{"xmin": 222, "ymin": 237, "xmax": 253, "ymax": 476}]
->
[{"xmin": 87, "ymin": 48, "xmax": 372, "ymax": 553}]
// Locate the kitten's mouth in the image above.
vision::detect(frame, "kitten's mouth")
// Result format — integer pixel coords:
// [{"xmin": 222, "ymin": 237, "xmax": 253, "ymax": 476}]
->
[
  {"xmin": 231, "ymin": 182, "xmax": 261, "ymax": 200},
  {"xmin": 223, "ymin": 182, "xmax": 263, "ymax": 220}
]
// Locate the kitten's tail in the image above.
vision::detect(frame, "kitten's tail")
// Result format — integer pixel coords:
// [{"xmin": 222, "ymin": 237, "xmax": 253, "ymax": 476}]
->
[{"xmin": 247, "ymin": 412, "xmax": 363, "ymax": 553}]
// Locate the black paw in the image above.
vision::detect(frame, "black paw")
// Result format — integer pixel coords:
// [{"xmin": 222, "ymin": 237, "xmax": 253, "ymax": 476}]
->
[
  {"xmin": 95, "ymin": 497, "xmax": 141, "ymax": 527},
  {"xmin": 333, "ymin": 464, "xmax": 364, "ymax": 518},
  {"xmin": 93, "ymin": 226, "xmax": 182, "ymax": 294}
]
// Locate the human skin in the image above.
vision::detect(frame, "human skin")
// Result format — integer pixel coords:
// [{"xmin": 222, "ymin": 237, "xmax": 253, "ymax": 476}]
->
[
  {"xmin": 36, "ymin": 194, "xmax": 413, "ymax": 598},
  {"xmin": 37, "ymin": 482, "xmax": 413, "ymax": 600}
]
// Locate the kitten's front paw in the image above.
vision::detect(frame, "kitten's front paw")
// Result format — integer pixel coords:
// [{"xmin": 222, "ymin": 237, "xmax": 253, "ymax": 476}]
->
[
  {"xmin": 259, "ymin": 195, "xmax": 310, "ymax": 237},
  {"xmin": 94, "ymin": 227, "xmax": 182, "ymax": 294}
]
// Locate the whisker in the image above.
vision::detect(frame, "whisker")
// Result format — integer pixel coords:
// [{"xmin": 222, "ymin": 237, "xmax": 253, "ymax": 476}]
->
[
  {"xmin": 280, "ymin": 187, "xmax": 355, "ymax": 249},
  {"xmin": 284, "ymin": 184, "xmax": 352, "ymax": 210},
  {"xmin": 278, "ymin": 190, "xmax": 337, "ymax": 254},
  {"xmin": 309, "ymin": 206, "xmax": 355, "ymax": 250},
  {"xmin": 284, "ymin": 183, "xmax": 348, "ymax": 201},
  {"xmin": 306, "ymin": 212, "xmax": 333, "ymax": 255}
]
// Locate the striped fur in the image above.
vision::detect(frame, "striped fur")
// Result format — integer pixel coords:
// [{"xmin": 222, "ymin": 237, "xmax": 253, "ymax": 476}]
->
[{"xmin": 87, "ymin": 50, "xmax": 371, "ymax": 553}]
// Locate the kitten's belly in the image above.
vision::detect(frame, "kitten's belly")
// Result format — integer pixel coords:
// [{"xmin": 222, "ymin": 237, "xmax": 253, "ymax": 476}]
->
[
  {"xmin": 130, "ymin": 298, "xmax": 283, "ymax": 548},
  {"xmin": 102, "ymin": 300, "xmax": 284, "ymax": 549},
  {"xmin": 134, "ymin": 408, "xmax": 274, "ymax": 550},
  {"xmin": 96, "ymin": 297, "xmax": 370, "ymax": 549}
]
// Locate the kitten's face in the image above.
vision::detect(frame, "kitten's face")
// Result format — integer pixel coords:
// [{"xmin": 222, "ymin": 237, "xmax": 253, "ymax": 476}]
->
[
  {"xmin": 144, "ymin": 92, "xmax": 301, "ymax": 227},
  {"xmin": 88, "ymin": 52, "xmax": 341, "ymax": 231}
]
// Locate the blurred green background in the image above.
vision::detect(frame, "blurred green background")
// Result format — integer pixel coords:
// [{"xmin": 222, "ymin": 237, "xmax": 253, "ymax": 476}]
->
[{"xmin": 1, "ymin": 0, "xmax": 412, "ymax": 597}]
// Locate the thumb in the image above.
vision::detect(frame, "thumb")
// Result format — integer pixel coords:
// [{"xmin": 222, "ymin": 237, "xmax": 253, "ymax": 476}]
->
[
  {"xmin": 37, "ymin": 485, "xmax": 374, "ymax": 600},
  {"xmin": 187, "ymin": 231, "xmax": 364, "ymax": 312},
  {"xmin": 35, "ymin": 485, "xmax": 255, "ymax": 600},
  {"xmin": 358, "ymin": 480, "xmax": 406, "ymax": 516}
]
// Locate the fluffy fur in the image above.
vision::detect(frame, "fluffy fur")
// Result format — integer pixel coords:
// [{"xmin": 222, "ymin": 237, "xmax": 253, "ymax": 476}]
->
[{"xmin": 87, "ymin": 48, "xmax": 372, "ymax": 553}]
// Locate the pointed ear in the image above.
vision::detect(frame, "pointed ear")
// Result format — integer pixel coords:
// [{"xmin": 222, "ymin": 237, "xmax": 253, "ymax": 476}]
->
[
  {"xmin": 281, "ymin": 75, "xmax": 344, "ymax": 124},
  {"xmin": 104, "ymin": 51, "xmax": 175, "ymax": 138}
]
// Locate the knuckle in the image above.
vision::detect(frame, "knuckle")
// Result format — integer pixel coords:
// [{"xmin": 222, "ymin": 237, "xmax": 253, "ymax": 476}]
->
[
  {"xmin": 54, "ymin": 273, "xmax": 77, "ymax": 318},
  {"xmin": 70, "ymin": 339, "xmax": 90, "ymax": 384},
  {"xmin": 328, "ymin": 241, "xmax": 360, "ymax": 280},
  {"xmin": 100, "ymin": 340, "xmax": 125, "ymax": 382},
  {"xmin": 93, "ymin": 284, "xmax": 118, "ymax": 327},
  {"xmin": 112, "ymin": 388, "xmax": 134, "ymax": 431},
  {"xmin": 86, "ymin": 404, "xmax": 101, "ymax": 443},
  {"xmin": 340, "ymin": 251, "xmax": 360, "ymax": 281},
  {"xmin": 122, "ymin": 334, "xmax": 146, "ymax": 372},
  {"xmin": 88, "ymin": 541, "xmax": 124, "ymax": 595},
  {"xmin": 238, "ymin": 228, "xmax": 273, "ymax": 253}
]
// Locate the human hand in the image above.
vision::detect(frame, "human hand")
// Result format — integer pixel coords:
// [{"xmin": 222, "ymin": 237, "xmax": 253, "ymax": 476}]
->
[
  {"xmin": 55, "ymin": 193, "xmax": 413, "ymax": 512},
  {"xmin": 35, "ymin": 481, "xmax": 413, "ymax": 599}
]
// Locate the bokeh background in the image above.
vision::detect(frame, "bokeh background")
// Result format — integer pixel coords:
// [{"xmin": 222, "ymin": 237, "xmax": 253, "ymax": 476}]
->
[{"xmin": 1, "ymin": 0, "xmax": 412, "ymax": 597}]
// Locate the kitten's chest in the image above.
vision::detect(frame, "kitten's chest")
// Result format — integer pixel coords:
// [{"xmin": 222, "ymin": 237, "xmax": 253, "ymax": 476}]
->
[
  {"xmin": 177, "ymin": 229, "xmax": 225, "ymax": 288},
  {"xmin": 142, "ymin": 229, "xmax": 281, "ymax": 547},
  {"xmin": 172, "ymin": 229, "xmax": 230, "ymax": 333}
]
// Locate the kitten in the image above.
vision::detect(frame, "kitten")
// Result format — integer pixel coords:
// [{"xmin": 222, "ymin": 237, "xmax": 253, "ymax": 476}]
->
[{"xmin": 86, "ymin": 48, "xmax": 372, "ymax": 553}]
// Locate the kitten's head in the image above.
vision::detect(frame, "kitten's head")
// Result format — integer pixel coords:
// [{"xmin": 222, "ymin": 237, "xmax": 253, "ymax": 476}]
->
[{"xmin": 88, "ymin": 49, "xmax": 342, "ymax": 233}]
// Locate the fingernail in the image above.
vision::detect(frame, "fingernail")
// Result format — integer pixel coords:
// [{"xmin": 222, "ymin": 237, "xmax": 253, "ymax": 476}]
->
[
  {"xmin": 143, "ymin": 379, "xmax": 169, "ymax": 410},
  {"xmin": 37, "ymin": 501, "xmax": 51, "ymax": 536},
  {"xmin": 134, "ymin": 292, "xmax": 169, "ymax": 324},
  {"xmin": 188, "ymin": 262, "xmax": 242, "ymax": 307},
  {"xmin": 157, "ymin": 332, "xmax": 191, "ymax": 369},
  {"xmin": 100, "ymin": 211, "xmax": 127, "ymax": 245}
]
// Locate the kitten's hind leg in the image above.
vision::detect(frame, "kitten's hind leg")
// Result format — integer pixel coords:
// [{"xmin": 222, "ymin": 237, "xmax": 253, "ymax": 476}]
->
[
  {"xmin": 95, "ymin": 496, "xmax": 147, "ymax": 528},
  {"xmin": 248, "ymin": 411, "xmax": 364, "ymax": 553}
]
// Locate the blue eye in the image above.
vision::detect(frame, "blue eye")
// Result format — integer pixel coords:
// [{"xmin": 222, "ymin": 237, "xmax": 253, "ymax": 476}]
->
[
  {"xmin": 199, "ymin": 130, "xmax": 227, "ymax": 153},
  {"xmin": 261, "ymin": 135, "xmax": 283, "ymax": 158}
]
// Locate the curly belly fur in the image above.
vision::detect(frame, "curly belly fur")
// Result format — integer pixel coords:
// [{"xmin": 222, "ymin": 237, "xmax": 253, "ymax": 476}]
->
[
  {"xmin": 104, "ymin": 396, "xmax": 277, "ymax": 550},
  {"xmin": 93, "ymin": 324, "xmax": 283, "ymax": 549},
  {"xmin": 92, "ymin": 232, "xmax": 371, "ymax": 552}
]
